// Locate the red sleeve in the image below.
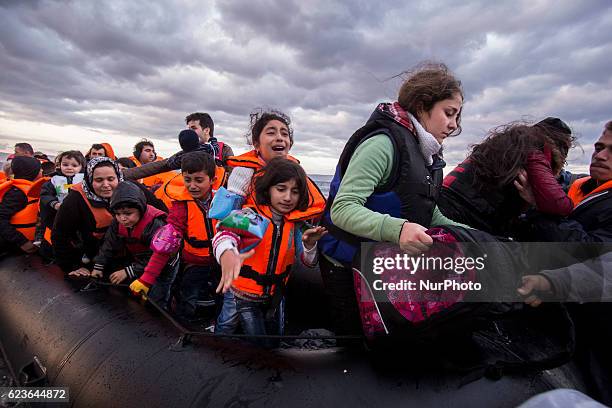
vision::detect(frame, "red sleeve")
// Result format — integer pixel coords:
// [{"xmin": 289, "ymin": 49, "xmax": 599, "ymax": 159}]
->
[
  {"xmin": 140, "ymin": 202, "xmax": 188, "ymax": 285},
  {"xmin": 140, "ymin": 251, "xmax": 170, "ymax": 286},
  {"xmin": 526, "ymin": 150, "xmax": 573, "ymax": 216},
  {"xmin": 166, "ymin": 201, "xmax": 188, "ymax": 233}
]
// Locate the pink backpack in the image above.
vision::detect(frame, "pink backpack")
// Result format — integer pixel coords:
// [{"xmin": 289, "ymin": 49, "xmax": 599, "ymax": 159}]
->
[{"xmin": 353, "ymin": 227, "xmax": 478, "ymax": 339}]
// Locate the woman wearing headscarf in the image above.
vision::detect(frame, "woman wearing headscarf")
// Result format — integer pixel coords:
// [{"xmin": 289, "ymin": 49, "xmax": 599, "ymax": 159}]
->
[{"xmin": 52, "ymin": 157, "xmax": 166, "ymax": 276}]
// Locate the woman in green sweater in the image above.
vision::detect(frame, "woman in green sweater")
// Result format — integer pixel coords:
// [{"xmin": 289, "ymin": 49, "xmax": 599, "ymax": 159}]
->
[{"xmin": 319, "ymin": 62, "xmax": 467, "ymax": 336}]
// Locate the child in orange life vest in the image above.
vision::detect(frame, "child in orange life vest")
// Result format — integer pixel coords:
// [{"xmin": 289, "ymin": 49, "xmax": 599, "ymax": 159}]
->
[
  {"xmin": 0, "ymin": 156, "xmax": 43, "ymax": 254},
  {"xmin": 89, "ymin": 181, "xmax": 168, "ymax": 285},
  {"xmin": 130, "ymin": 151, "xmax": 221, "ymax": 321},
  {"xmin": 213, "ymin": 158, "xmax": 327, "ymax": 346}
]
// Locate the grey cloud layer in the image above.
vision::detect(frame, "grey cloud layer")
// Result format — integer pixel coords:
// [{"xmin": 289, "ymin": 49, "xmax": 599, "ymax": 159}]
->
[{"xmin": 0, "ymin": 0, "xmax": 610, "ymax": 170}]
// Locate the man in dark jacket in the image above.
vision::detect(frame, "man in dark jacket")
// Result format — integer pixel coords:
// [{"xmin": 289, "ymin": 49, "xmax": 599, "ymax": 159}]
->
[
  {"xmin": 518, "ymin": 120, "xmax": 612, "ymax": 404},
  {"xmin": 0, "ymin": 156, "xmax": 41, "ymax": 254}
]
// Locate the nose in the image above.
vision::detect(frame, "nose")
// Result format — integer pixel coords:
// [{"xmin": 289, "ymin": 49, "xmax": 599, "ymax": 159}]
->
[
  {"xmin": 280, "ymin": 190, "xmax": 292, "ymax": 201},
  {"xmin": 594, "ymin": 150, "xmax": 609, "ymax": 161},
  {"xmin": 449, "ymin": 116, "xmax": 458, "ymax": 131}
]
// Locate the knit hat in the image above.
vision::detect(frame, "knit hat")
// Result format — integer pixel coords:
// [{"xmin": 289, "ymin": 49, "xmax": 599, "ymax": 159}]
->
[
  {"xmin": 535, "ymin": 117, "xmax": 571, "ymax": 135},
  {"xmin": 179, "ymin": 129, "xmax": 200, "ymax": 152},
  {"xmin": 11, "ymin": 156, "xmax": 41, "ymax": 181}
]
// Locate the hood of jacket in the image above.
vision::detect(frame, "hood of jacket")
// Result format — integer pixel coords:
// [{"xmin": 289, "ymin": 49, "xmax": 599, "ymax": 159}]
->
[{"xmin": 110, "ymin": 181, "xmax": 147, "ymax": 214}]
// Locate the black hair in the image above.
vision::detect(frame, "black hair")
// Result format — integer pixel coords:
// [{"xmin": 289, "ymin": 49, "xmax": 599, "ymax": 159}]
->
[
  {"xmin": 15, "ymin": 143, "xmax": 34, "ymax": 155},
  {"xmin": 112, "ymin": 202, "xmax": 141, "ymax": 214},
  {"xmin": 116, "ymin": 157, "xmax": 137, "ymax": 168},
  {"xmin": 247, "ymin": 109, "xmax": 293, "ymax": 147},
  {"xmin": 41, "ymin": 161, "xmax": 56, "ymax": 176},
  {"xmin": 254, "ymin": 158, "xmax": 309, "ymax": 212},
  {"xmin": 56, "ymin": 150, "xmax": 86, "ymax": 170},
  {"xmin": 185, "ymin": 112, "xmax": 215, "ymax": 137},
  {"xmin": 133, "ymin": 139, "xmax": 155, "ymax": 159},
  {"xmin": 181, "ymin": 151, "xmax": 216, "ymax": 178}
]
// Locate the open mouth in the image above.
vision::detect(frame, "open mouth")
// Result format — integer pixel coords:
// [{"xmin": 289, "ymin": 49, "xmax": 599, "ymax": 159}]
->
[{"xmin": 271, "ymin": 145, "xmax": 286, "ymax": 152}]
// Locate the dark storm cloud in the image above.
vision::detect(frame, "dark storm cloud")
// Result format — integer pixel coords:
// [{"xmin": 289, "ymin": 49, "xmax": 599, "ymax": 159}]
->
[{"xmin": 0, "ymin": 0, "xmax": 610, "ymax": 172}]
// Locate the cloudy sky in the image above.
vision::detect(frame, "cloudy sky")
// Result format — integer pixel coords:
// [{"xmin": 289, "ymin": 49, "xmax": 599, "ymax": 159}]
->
[{"xmin": 0, "ymin": 0, "xmax": 610, "ymax": 174}]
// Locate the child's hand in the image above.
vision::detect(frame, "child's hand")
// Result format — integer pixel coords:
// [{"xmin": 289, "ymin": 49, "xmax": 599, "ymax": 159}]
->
[
  {"xmin": 216, "ymin": 248, "xmax": 255, "ymax": 294},
  {"xmin": 109, "ymin": 269, "xmax": 128, "ymax": 284},
  {"xmin": 302, "ymin": 226, "xmax": 327, "ymax": 250},
  {"xmin": 129, "ymin": 279, "xmax": 151, "ymax": 300},
  {"xmin": 91, "ymin": 269, "xmax": 103, "ymax": 279},
  {"xmin": 53, "ymin": 202, "xmax": 61, "ymax": 211}
]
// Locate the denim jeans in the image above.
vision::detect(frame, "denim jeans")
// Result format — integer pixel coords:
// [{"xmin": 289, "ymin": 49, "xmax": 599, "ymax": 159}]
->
[
  {"xmin": 215, "ymin": 291, "xmax": 284, "ymax": 348},
  {"xmin": 148, "ymin": 255, "xmax": 180, "ymax": 310},
  {"xmin": 175, "ymin": 264, "xmax": 213, "ymax": 319},
  {"xmin": 215, "ymin": 291, "xmax": 239, "ymax": 334}
]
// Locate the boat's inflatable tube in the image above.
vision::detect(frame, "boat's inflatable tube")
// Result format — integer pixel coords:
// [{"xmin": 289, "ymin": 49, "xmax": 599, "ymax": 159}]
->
[{"xmin": 0, "ymin": 255, "xmax": 586, "ymax": 407}]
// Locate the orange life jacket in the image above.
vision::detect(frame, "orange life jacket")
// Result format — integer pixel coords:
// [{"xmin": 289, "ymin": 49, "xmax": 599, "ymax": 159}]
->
[
  {"xmin": 182, "ymin": 199, "xmax": 217, "ymax": 259},
  {"xmin": 71, "ymin": 183, "xmax": 113, "ymax": 240},
  {"xmin": 0, "ymin": 171, "xmax": 6, "ymax": 182},
  {"xmin": 568, "ymin": 177, "xmax": 612, "ymax": 207},
  {"xmin": 226, "ymin": 150, "xmax": 326, "ymax": 222},
  {"xmin": 157, "ymin": 170, "xmax": 225, "ymax": 259},
  {"xmin": 0, "ymin": 177, "xmax": 47, "ymax": 241},
  {"xmin": 128, "ymin": 155, "xmax": 173, "ymax": 190},
  {"xmin": 155, "ymin": 167, "xmax": 227, "ymax": 210},
  {"xmin": 100, "ymin": 143, "xmax": 117, "ymax": 160},
  {"xmin": 232, "ymin": 203, "xmax": 304, "ymax": 297}
]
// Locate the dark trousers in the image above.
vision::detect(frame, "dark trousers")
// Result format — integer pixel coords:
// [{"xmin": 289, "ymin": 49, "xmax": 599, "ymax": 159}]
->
[
  {"xmin": 148, "ymin": 256, "xmax": 180, "ymax": 310},
  {"xmin": 319, "ymin": 254, "xmax": 363, "ymax": 337},
  {"xmin": 175, "ymin": 264, "xmax": 214, "ymax": 319}
]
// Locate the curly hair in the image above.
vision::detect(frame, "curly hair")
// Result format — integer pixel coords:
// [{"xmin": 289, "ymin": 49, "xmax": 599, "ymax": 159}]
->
[
  {"xmin": 397, "ymin": 62, "xmax": 463, "ymax": 136},
  {"xmin": 469, "ymin": 122, "xmax": 574, "ymax": 187},
  {"xmin": 247, "ymin": 109, "xmax": 294, "ymax": 148}
]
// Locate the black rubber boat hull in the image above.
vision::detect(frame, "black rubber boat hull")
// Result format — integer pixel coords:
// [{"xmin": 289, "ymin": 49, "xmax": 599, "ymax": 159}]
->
[{"xmin": 0, "ymin": 255, "xmax": 586, "ymax": 407}]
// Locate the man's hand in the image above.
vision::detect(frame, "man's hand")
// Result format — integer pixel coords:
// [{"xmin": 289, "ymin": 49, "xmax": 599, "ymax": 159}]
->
[
  {"xmin": 399, "ymin": 222, "xmax": 433, "ymax": 255},
  {"xmin": 68, "ymin": 267, "xmax": 91, "ymax": 277},
  {"xmin": 517, "ymin": 275, "xmax": 552, "ymax": 307},
  {"xmin": 216, "ymin": 248, "xmax": 255, "ymax": 294}
]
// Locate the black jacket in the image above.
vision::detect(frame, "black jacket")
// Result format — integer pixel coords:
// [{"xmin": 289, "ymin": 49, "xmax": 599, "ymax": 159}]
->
[
  {"xmin": 0, "ymin": 187, "xmax": 28, "ymax": 247},
  {"xmin": 526, "ymin": 184, "xmax": 612, "ymax": 244},
  {"xmin": 40, "ymin": 173, "xmax": 82, "ymax": 230}
]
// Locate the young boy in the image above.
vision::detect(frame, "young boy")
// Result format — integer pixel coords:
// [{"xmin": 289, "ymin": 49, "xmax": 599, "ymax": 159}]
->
[
  {"xmin": 0, "ymin": 156, "xmax": 44, "ymax": 254},
  {"xmin": 131, "ymin": 151, "xmax": 224, "ymax": 324},
  {"xmin": 90, "ymin": 181, "xmax": 169, "ymax": 284}
]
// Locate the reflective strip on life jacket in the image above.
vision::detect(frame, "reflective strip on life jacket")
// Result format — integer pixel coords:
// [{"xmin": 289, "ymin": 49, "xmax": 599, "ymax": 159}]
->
[
  {"xmin": 72, "ymin": 183, "xmax": 113, "ymax": 240},
  {"xmin": 232, "ymin": 204, "xmax": 296, "ymax": 297},
  {"xmin": 183, "ymin": 200, "xmax": 216, "ymax": 258},
  {"xmin": 568, "ymin": 177, "xmax": 612, "ymax": 207}
]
